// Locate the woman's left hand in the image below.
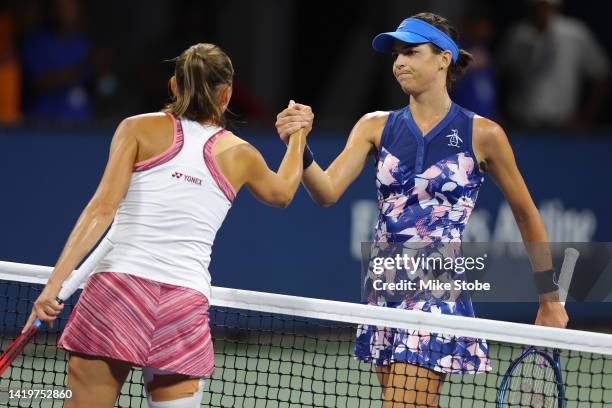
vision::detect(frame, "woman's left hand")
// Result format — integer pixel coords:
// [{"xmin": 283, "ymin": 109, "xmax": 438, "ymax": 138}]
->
[
  {"xmin": 22, "ymin": 284, "xmax": 64, "ymax": 333},
  {"xmin": 535, "ymin": 301, "xmax": 568, "ymax": 328}
]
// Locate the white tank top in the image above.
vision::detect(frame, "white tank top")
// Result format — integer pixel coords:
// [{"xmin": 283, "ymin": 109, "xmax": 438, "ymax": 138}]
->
[{"xmin": 95, "ymin": 114, "xmax": 235, "ymax": 300}]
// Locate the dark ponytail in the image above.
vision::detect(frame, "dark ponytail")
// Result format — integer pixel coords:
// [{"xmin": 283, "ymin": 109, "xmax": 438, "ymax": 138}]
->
[
  {"xmin": 164, "ymin": 43, "xmax": 234, "ymax": 126},
  {"xmin": 412, "ymin": 12, "xmax": 473, "ymax": 89}
]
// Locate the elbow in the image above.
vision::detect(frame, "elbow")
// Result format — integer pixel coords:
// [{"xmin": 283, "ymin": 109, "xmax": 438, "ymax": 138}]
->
[
  {"xmin": 277, "ymin": 192, "xmax": 294, "ymax": 208},
  {"xmin": 310, "ymin": 183, "xmax": 339, "ymax": 208},
  {"xmin": 318, "ymin": 198, "xmax": 337, "ymax": 208},
  {"xmin": 269, "ymin": 191, "xmax": 293, "ymax": 209},
  {"xmin": 271, "ymin": 180, "xmax": 301, "ymax": 208},
  {"xmin": 87, "ymin": 199, "xmax": 118, "ymax": 220},
  {"xmin": 513, "ymin": 206, "xmax": 542, "ymax": 226},
  {"xmin": 513, "ymin": 207, "xmax": 548, "ymax": 239},
  {"xmin": 315, "ymin": 192, "xmax": 338, "ymax": 208},
  {"xmin": 277, "ymin": 199, "xmax": 292, "ymax": 209}
]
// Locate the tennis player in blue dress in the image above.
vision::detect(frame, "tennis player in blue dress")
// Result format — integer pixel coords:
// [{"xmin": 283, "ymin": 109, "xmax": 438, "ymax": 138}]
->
[{"xmin": 276, "ymin": 12, "xmax": 568, "ymax": 407}]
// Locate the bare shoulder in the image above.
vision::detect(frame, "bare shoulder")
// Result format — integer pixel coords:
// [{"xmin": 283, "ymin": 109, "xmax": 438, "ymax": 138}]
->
[
  {"xmin": 118, "ymin": 112, "xmax": 173, "ymax": 140},
  {"xmin": 357, "ymin": 111, "xmax": 390, "ymax": 132},
  {"xmin": 351, "ymin": 111, "xmax": 390, "ymax": 148},
  {"xmin": 121, "ymin": 112, "xmax": 171, "ymax": 129},
  {"xmin": 361, "ymin": 110, "xmax": 390, "ymax": 122},
  {"xmin": 473, "ymin": 115, "xmax": 509, "ymax": 150},
  {"xmin": 221, "ymin": 131, "xmax": 248, "ymax": 146},
  {"xmin": 472, "ymin": 116, "xmax": 515, "ymax": 172},
  {"xmin": 216, "ymin": 131, "xmax": 250, "ymax": 152},
  {"xmin": 215, "ymin": 132, "xmax": 258, "ymax": 161}
]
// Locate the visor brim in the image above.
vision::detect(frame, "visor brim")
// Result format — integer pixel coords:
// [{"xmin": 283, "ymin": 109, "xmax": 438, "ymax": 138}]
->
[{"xmin": 372, "ymin": 32, "xmax": 430, "ymax": 52}]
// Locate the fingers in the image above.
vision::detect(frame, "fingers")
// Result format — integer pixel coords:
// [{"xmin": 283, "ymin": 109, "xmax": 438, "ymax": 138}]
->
[
  {"xmin": 276, "ymin": 101, "xmax": 314, "ymax": 141},
  {"xmin": 276, "ymin": 114, "xmax": 311, "ymax": 126},
  {"xmin": 291, "ymin": 102, "xmax": 312, "ymax": 112},
  {"xmin": 42, "ymin": 304, "xmax": 63, "ymax": 316},
  {"xmin": 278, "ymin": 121, "xmax": 311, "ymax": 130},
  {"xmin": 277, "ymin": 110, "xmax": 312, "ymax": 125},
  {"xmin": 276, "ymin": 119, "xmax": 311, "ymax": 134},
  {"xmin": 282, "ymin": 124, "xmax": 307, "ymax": 138},
  {"xmin": 36, "ymin": 298, "xmax": 64, "ymax": 315},
  {"xmin": 28, "ymin": 298, "xmax": 64, "ymax": 331},
  {"xmin": 287, "ymin": 99, "xmax": 312, "ymax": 112},
  {"xmin": 278, "ymin": 101, "xmax": 313, "ymax": 118},
  {"xmin": 535, "ymin": 306, "xmax": 568, "ymax": 328},
  {"xmin": 277, "ymin": 124, "xmax": 309, "ymax": 140},
  {"xmin": 22, "ymin": 311, "xmax": 37, "ymax": 334},
  {"xmin": 276, "ymin": 114, "xmax": 313, "ymax": 139},
  {"xmin": 276, "ymin": 112, "xmax": 314, "ymax": 128}
]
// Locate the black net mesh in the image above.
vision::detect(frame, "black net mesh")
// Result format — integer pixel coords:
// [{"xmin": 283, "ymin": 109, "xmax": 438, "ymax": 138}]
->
[{"xmin": 1, "ymin": 279, "xmax": 611, "ymax": 407}]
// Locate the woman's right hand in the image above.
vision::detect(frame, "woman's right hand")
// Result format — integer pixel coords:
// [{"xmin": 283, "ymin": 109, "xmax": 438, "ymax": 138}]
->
[
  {"xmin": 275, "ymin": 100, "xmax": 314, "ymax": 144},
  {"xmin": 22, "ymin": 284, "xmax": 64, "ymax": 333}
]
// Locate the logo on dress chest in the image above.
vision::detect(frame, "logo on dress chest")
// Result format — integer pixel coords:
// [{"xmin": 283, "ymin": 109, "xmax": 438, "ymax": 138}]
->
[{"xmin": 446, "ymin": 129, "xmax": 463, "ymax": 148}]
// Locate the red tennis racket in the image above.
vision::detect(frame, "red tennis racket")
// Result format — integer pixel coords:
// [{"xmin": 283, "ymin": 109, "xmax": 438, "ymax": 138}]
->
[{"xmin": 0, "ymin": 239, "xmax": 113, "ymax": 376}]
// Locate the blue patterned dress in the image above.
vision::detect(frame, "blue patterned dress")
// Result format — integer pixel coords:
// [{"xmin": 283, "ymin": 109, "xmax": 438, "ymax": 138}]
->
[{"xmin": 354, "ymin": 102, "xmax": 492, "ymax": 374}]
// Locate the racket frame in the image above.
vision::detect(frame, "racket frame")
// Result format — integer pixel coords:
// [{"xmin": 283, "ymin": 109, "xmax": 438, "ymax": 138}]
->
[
  {"xmin": 497, "ymin": 346, "xmax": 565, "ymax": 407},
  {"xmin": 496, "ymin": 248, "xmax": 579, "ymax": 408}
]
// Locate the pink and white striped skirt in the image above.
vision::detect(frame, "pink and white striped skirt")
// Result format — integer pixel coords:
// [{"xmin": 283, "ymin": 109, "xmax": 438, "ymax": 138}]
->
[{"xmin": 58, "ymin": 272, "xmax": 214, "ymax": 377}]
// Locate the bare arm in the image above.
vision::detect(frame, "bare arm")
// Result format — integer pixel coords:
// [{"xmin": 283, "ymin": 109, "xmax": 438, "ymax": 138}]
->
[
  {"xmin": 25, "ymin": 117, "xmax": 138, "ymax": 330},
  {"xmin": 474, "ymin": 117, "xmax": 568, "ymax": 327},
  {"xmin": 277, "ymin": 111, "xmax": 386, "ymax": 207},
  {"xmin": 219, "ymin": 131, "xmax": 307, "ymax": 208},
  {"xmin": 475, "ymin": 118, "xmax": 549, "ymax": 255}
]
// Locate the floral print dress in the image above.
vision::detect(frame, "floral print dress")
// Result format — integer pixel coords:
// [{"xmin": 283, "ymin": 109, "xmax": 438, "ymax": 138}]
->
[{"xmin": 354, "ymin": 103, "xmax": 492, "ymax": 374}]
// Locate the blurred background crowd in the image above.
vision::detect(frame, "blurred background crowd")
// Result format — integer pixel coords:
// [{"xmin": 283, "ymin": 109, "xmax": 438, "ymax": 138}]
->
[
  {"xmin": 2, "ymin": 0, "xmax": 612, "ymax": 319},
  {"xmin": 0, "ymin": 0, "xmax": 610, "ymax": 133}
]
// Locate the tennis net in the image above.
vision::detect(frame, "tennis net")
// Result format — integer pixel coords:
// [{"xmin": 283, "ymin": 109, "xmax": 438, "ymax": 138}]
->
[{"xmin": 1, "ymin": 261, "xmax": 611, "ymax": 407}]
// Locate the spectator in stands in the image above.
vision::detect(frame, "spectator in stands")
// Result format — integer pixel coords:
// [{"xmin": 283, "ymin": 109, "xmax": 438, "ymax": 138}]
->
[
  {"xmin": 21, "ymin": 0, "xmax": 93, "ymax": 122},
  {"xmin": 498, "ymin": 0, "xmax": 609, "ymax": 129},
  {"xmin": 0, "ymin": 9, "xmax": 21, "ymax": 125}
]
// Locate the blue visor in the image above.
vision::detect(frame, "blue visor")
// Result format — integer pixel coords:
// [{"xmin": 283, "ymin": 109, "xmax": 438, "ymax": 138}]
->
[{"xmin": 372, "ymin": 18, "xmax": 459, "ymax": 62}]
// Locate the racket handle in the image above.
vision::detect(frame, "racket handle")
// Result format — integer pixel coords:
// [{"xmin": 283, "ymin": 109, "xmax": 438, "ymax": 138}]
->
[
  {"xmin": 23, "ymin": 240, "xmax": 112, "ymax": 335},
  {"xmin": 28, "ymin": 315, "xmax": 47, "ymax": 333},
  {"xmin": 558, "ymin": 248, "xmax": 579, "ymax": 306},
  {"xmin": 57, "ymin": 238, "xmax": 114, "ymax": 302}
]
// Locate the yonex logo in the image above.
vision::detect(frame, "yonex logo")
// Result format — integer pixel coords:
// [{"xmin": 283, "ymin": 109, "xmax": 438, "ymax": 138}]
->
[
  {"xmin": 171, "ymin": 171, "xmax": 202, "ymax": 185},
  {"xmin": 446, "ymin": 129, "xmax": 463, "ymax": 148}
]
